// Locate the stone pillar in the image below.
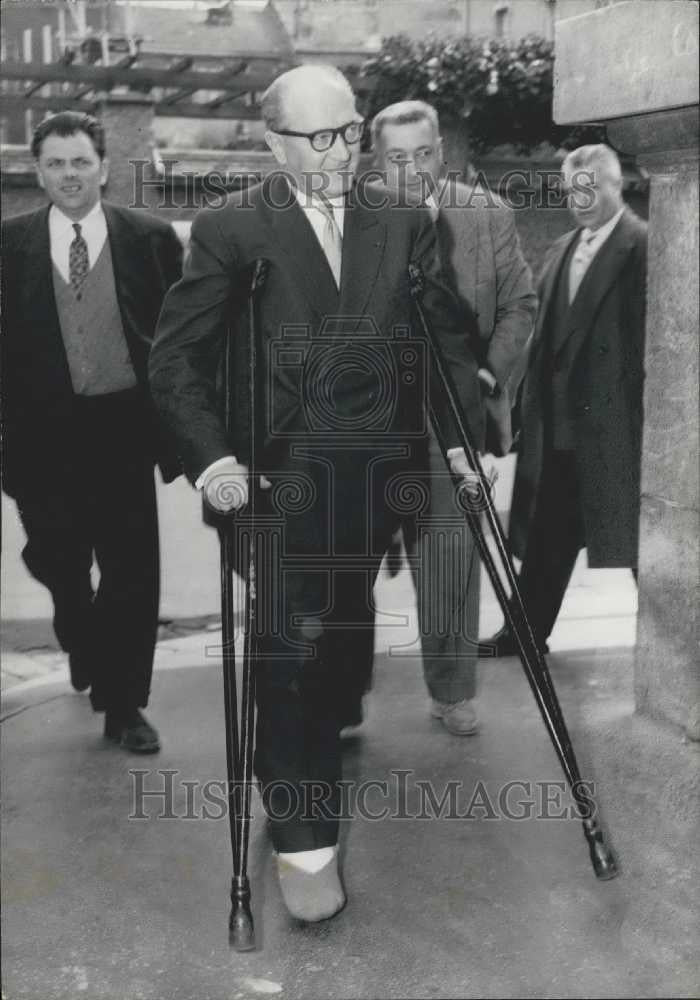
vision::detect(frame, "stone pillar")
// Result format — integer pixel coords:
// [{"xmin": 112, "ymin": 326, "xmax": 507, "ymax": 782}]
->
[
  {"xmin": 97, "ymin": 93, "xmax": 159, "ymax": 211},
  {"xmin": 554, "ymin": 1, "xmax": 699, "ymax": 738}
]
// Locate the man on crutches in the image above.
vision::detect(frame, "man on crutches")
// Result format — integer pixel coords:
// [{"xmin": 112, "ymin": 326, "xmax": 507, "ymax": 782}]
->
[{"xmin": 149, "ymin": 64, "xmax": 483, "ymax": 927}]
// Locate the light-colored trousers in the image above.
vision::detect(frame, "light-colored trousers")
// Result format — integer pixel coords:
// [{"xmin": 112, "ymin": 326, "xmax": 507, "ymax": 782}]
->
[{"xmin": 406, "ymin": 431, "xmax": 480, "ymax": 704}]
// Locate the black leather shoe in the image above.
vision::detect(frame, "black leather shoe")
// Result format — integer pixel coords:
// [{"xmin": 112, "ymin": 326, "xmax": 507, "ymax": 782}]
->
[
  {"xmin": 478, "ymin": 625, "xmax": 549, "ymax": 657},
  {"xmin": 68, "ymin": 651, "xmax": 92, "ymax": 692},
  {"xmin": 105, "ymin": 709, "xmax": 160, "ymax": 753}
]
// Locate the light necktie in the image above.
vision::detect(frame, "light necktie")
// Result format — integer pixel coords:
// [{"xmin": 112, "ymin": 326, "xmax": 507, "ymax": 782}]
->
[
  {"xmin": 423, "ymin": 197, "xmax": 439, "ymax": 222},
  {"xmin": 568, "ymin": 230, "xmax": 597, "ymax": 304},
  {"xmin": 312, "ymin": 197, "xmax": 343, "ymax": 288},
  {"xmin": 69, "ymin": 222, "xmax": 90, "ymax": 294}
]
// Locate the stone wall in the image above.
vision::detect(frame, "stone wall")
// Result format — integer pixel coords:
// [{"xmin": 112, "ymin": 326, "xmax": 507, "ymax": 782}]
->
[
  {"xmin": 630, "ymin": 144, "xmax": 699, "ymax": 737},
  {"xmin": 554, "ymin": 0, "xmax": 699, "ymax": 737}
]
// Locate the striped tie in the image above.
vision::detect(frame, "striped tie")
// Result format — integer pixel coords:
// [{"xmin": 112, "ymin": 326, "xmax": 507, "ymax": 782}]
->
[{"xmin": 69, "ymin": 222, "xmax": 89, "ymax": 294}]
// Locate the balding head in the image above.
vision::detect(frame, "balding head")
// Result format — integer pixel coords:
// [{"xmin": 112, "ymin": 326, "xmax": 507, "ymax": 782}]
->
[
  {"xmin": 562, "ymin": 143, "xmax": 625, "ymax": 230},
  {"xmin": 562, "ymin": 144, "xmax": 622, "ymax": 187},
  {"xmin": 262, "ymin": 65, "xmax": 361, "ymax": 199},
  {"xmin": 261, "ymin": 65, "xmax": 354, "ymax": 133}
]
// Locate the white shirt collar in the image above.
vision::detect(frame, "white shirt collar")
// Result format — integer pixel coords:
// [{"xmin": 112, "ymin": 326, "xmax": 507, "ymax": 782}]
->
[
  {"xmin": 48, "ymin": 201, "xmax": 107, "ymax": 283},
  {"xmin": 293, "ymin": 185, "xmax": 345, "ymax": 213},
  {"xmin": 423, "ymin": 192, "xmax": 440, "ymax": 221},
  {"xmin": 581, "ymin": 205, "xmax": 625, "ymax": 246},
  {"xmin": 293, "ymin": 186, "xmax": 345, "ymax": 240},
  {"xmin": 292, "ymin": 184, "xmax": 345, "ymax": 212},
  {"xmin": 49, "ymin": 199, "xmax": 104, "ymax": 232}
]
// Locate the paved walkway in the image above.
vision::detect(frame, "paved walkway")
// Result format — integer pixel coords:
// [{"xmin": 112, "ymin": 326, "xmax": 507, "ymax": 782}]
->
[
  {"xmin": 1, "ymin": 550, "xmax": 637, "ymax": 693},
  {"xmin": 7, "ymin": 465, "xmax": 691, "ymax": 1000},
  {"xmin": 2, "ymin": 623, "xmax": 698, "ymax": 999}
]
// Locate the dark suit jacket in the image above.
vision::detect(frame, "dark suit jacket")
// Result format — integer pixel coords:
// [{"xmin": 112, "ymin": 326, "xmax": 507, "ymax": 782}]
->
[
  {"xmin": 435, "ymin": 179, "xmax": 537, "ymax": 454},
  {"xmin": 1, "ymin": 202, "xmax": 183, "ymax": 499},
  {"xmin": 509, "ymin": 207, "xmax": 648, "ymax": 567},
  {"xmin": 149, "ymin": 173, "xmax": 484, "ymax": 486}
]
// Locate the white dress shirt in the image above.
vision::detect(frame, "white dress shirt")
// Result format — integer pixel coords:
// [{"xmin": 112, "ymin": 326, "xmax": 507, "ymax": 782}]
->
[
  {"xmin": 568, "ymin": 206, "xmax": 625, "ymax": 304},
  {"xmin": 293, "ymin": 186, "xmax": 346, "ymax": 241},
  {"xmin": 424, "ymin": 191, "xmax": 440, "ymax": 222},
  {"xmin": 49, "ymin": 201, "xmax": 108, "ymax": 284}
]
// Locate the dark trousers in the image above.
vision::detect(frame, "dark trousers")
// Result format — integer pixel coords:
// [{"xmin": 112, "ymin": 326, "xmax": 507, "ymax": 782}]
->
[
  {"xmin": 517, "ymin": 449, "xmax": 586, "ymax": 645},
  {"xmin": 249, "ymin": 444, "xmax": 411, "ymax": 852},
  {"xmin": 16, "ymin": 390, "xmax": 159, "ymax": 714}
]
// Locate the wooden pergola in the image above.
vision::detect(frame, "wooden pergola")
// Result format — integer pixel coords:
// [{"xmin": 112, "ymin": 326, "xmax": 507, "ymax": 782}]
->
[{"xmin": 0, "ymin": 51, "xmax": 370, "ymax": 123}]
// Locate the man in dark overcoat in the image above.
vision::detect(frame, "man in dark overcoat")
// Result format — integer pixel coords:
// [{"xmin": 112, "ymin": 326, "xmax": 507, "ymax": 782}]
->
[{"xmin": 487, "ymin": 144, "xmax": 647, "ymax": 654}]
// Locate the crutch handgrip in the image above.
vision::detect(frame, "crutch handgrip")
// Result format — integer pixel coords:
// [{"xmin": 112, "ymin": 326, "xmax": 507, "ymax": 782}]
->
[{"xmin": 250, "ymin": 258, "xmax": 269, "ymax": 296}]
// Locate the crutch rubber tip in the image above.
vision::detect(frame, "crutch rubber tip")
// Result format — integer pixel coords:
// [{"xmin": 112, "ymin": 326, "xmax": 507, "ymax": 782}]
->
[
  {"xmin": 229, "ymin": 905, "xmax": 255, "ymax": 951},
  {"xmin": 584, "ymin": 824, "xmax": 619, "ymax": 880},
  {"xmin": 229, "ymin": 877, "xmax": 255, "ymax": 951},
  {"xmin": 590, "ymin": 842, "xmax": 618, "ymax": 881}
]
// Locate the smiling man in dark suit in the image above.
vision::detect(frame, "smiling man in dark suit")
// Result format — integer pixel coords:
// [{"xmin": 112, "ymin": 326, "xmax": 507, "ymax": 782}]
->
[
  {"xmin": 486, "ymin": 144, "xmax": 648, "ymax": 655},
  {"xmin": 149, "ymin": 65, "xmax": 483, "ymax": 923},
  {"xmin": 1, "ymin": 112, "xmax": 183, "ymax": 752}
]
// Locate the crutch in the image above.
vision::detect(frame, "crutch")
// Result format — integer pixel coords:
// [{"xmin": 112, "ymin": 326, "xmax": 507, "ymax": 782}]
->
[
  {"xmin": 216, "ymin": 259, "xmax": 269, "ymax": 952},
  {"xmin": 408, "ymin": 263, "xmax": 617, "ymax": 880}
]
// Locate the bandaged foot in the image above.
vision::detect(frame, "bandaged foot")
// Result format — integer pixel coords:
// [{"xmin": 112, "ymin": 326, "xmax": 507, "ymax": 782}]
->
[{"xmin": 276, "ymin": 845, "xmax": 346, "ymax": 922}]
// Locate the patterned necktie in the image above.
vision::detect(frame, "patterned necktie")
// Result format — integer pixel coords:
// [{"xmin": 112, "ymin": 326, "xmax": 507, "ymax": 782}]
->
[
  {"xmin": 312, "ymin": 197, "xmax": 343, "ymax": 287},
  {"xmin": 69, "ymin": 222, "xmax": 89, "ymax": 294},
  {"xmin": 568, "ymin": 230, "xmax": 597, "ymax": 304}
]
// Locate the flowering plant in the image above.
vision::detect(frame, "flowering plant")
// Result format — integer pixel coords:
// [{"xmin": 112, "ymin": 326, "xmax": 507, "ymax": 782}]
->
[{"xmin": 360, "ymin": 33, "xmax": 604, "ymax": 154}]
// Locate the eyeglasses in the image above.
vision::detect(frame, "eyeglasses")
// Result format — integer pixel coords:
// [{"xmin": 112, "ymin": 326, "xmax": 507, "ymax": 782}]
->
[
  {"xmin": 385, "ymin": 148, "xmax": 436, "ymax": 166},
  {"xmin": 273, "ymin": 119, "xmax": 365, "ymax": 153}
]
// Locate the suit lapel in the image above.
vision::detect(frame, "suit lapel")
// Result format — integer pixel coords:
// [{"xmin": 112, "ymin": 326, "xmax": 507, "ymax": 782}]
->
[
  {"xmin": 435, "ymin": 200, "xmax": 478, "ymax": 305},
  {"xmin": 553, "ymin": 210, "xmax": 636, "ymax": 361},
  {"xmin": 260, "ymin": 173, "xmax": 340, "ymax": 320},
  {"xmin": 17, "ymin": 205, "xmax": 54, "ymax": 313},
  {"xmin": 103, "ymin": 201, "xmax": 144, "ymax": 344},
  {"xmin": 336, "ymin": 186, "xmax": 386, "ymax": 333},
  {"xmin": 458, "ymin": 182, "xmax": 486, "ymax": 277},
  {"xmin": 440, "ymin": 179, "xmax": 479, "ymax": 247},
  {"xmin": 16, "ymin": 207, "xmax": 74, "ymax": 388},
  {"xmin": 528, "ymin": 230, "xmax": 579, "ymax": 368}
]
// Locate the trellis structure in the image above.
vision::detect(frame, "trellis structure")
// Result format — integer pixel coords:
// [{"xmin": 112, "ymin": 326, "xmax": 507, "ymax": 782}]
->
[{"xmin": 0, "ymin": 50, "xmax": 370, "ymax": 124}]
